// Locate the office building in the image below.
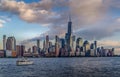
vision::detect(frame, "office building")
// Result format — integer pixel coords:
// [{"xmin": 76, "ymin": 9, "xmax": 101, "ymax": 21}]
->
[
  {"xmin": 49, "ymin": 42, "xmax": 52, "ymax": 47},
  {"xmin": 76, "ymin": 37, "xmax": 83, "ymax": 47},
  {"xmin": 65, "ymin": 15, "xmax": 73, "ymax": 56},
  {"xmin": 46, "ymin": 35, "xmax": 49, "ymax": 48},
  {"xmin": 6, "ymin": 36, "xmax": 16, "ymax": 51},
  {"xmin": 0, "ymin": 50, "xmax": 5, "ymax": 57},
  {"xmin": 37, "ymin": 39, "xmax": 40, "ymax": 48},
  {"xmin": 16, "ymin": 45, "xmax": 25, "ymax": 57},
  {"xmin": 3, "ymin": 35, "xmax": 6, "ymax": 50},
  {"xmin": 94, "ymin": 41, "xmax": 97, "ymax": 56},
  {"xmin": 32, "ymin": 45, "xmax": 38, "ymax": 53},
  {"xmin": 37, "ymin": 39, "xmax": 40, "ymax": 53},
  {"xmin": 72, "ymin": 36, "xmax": 76, "ymax": 51},
  {"xmin": 84, "ymin": 40, "xmax": 90, "ymax": 56},
  {"xmin": 55, "ymin": 35, "xmax": 59, "ymax": 57},
  {"xmin": 16, "ymin": 45, "xmax": 21, "ymax": 57},
  {"xmin": 60, "ymin": 39, "xmax": 65, "ymax": 48},
  {"xmin": 43, "ymin": 40, "xmax": 46, "ymax": 50}
]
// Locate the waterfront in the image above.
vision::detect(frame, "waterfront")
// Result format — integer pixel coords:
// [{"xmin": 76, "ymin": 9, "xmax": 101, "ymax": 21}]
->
[{"xmin": 0, "ymin": 57, "xmax": 120, "ymax": 77}]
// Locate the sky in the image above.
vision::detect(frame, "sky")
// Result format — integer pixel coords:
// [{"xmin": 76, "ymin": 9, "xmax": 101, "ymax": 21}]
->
[{"xmin": 0, "ymin": 0, "xmax": 120, "ymax": 54}]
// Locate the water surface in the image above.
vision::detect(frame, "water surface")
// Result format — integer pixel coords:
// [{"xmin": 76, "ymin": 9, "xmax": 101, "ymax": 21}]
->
[{"xmin": 0, "ymin": 57, "xmax": 120, "ymax": 77}]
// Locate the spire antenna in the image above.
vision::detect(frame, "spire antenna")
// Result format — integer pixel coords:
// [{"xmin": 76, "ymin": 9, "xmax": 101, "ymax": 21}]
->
[{"xmin": 69, "ymin": 13, "xmax": 71, "ymax": 22}]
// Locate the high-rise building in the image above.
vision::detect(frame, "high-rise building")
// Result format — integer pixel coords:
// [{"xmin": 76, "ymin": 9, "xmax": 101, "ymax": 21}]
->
[
  {"xmin": 16, "ymin": 45, "xmax": 21, "ymax": 57},
  {"xmin": 84, "ymin": 40, "xmax": 90, "ymax": 56},
  {"xmin": 37, "ymin": 39, "xmax": 40, "ymax": 49},
  {"xmin": 76, "ymin": 37, "xmax": 83, "ymax": 47},
  {"xmin": 28, "ymin": 48, "xmax": 31, "ymax": 53},
  {"xmin": 6, "ymin": 36, "xmax": 16, "ymax": 51},
  {"xmin": 65, "ymin": 15, "xmax": 73, "ymax": 56},
  {"xmin": 65, "ymin": 15, "xmax": 72, "ymax": 45},
  {"xmin": 69, "ymin": 35, "xmax": 75, "ymax": 56},
  {"xmin": 76, "ymin": 37, "xmax": 83, "ymax": 56},
  {"xmin": 49, "ymin": 42, "xmax": 52, "ymax": 47},
  {"xmin": 43, "ymin": 40, "xmax": 45, "ymax": 49},
  {"xmin": 3, "ymin": 35, "xmax": 6, "ymax": 50},
  {"xmin": 32, "ymin": 45, "xmax": 37, "ymax": 53},
  {"xmin": 70, "ymin": 35, "xmax": 73, "ymax": 48},
  {"xmin": 21, "ymin": 45, "xmax": 25, "ymax": 56},
  {"xmin": 43, "ymin": 40, "xmax": 46, "ymax": 52},
  {"xmin": 94, "ymin": 41, "xmax": 97, "ymax": 56},
  {"xmin": 37, "ymin": 39, "xmax": 40, "ymax": 53},
  {"xmin": 72, "ymin": 36, "xmax": 76, "ymax": 48},
  {"xmin": 60, "ymin": 39, "xmax": 65, "ymax": 48},
  {"xmin": 68, "ymin": 15, "xmax": 72, "ymax": 35},
  {"xmin": 90, "ymin": 43, "xmax": 95, "ymax": 49},
  {"xmin": 16, "ymin": 45, "xmax": 25, "ymax": 57},
  {"xmin": 46, "ymin": 35, "xmax": 49, "ymax": 51},
  {"xmin": 111, "ymin": 48, "xmax": 114, "ymax": 56},
  {"xmin": 55, "ymin": 35, "xmax": 59, "ymax": 57}
]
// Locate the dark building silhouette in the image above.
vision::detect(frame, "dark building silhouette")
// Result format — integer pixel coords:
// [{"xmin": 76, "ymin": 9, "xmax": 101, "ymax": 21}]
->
[{"xmin": 6, "ymin": 36, "xmax": 16, "ymax": 51}]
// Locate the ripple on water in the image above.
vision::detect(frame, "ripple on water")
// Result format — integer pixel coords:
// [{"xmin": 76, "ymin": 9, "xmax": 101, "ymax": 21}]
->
[{"xmin": 0, "ymin": 57, "xmax": 120, "ymax": 77}]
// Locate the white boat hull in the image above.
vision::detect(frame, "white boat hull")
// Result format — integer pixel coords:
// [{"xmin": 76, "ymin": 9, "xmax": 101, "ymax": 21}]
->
[{"xmin": 16, "ymin": 61, "xmax": 33, "ymax": 66}]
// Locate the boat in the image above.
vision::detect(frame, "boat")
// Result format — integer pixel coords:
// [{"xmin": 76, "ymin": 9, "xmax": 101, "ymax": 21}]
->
[{"xmin": 16, "ymin": 58, "xmax": 33, "ymax": 66}]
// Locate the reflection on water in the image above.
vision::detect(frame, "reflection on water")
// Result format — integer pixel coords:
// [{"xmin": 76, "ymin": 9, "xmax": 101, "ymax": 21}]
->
[{"xmin": 0, "ymin": 57, "xmax": 120, "ymax": 77}]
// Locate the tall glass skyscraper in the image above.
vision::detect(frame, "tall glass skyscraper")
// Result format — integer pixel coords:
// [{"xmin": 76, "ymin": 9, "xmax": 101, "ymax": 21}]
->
[
  {"xmin": 68, "ymin": 16, "xmax": 72, "ymax": 35},
  {"xmin": 65, "ymin": 15, "xmax": 72, "ymax": 47},
  {"xmin": 3, "ymin": 35, "xmax": 6, "ymax": 50},
  {"xmin": 6, "ymin": 36, "xmax": 16, "ymax": 51}
]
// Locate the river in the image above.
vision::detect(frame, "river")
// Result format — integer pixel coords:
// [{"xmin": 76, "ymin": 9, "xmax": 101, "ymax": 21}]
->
[{"xmin": 0, "ymin": 57, "xmax": 120, "ymax": 77}]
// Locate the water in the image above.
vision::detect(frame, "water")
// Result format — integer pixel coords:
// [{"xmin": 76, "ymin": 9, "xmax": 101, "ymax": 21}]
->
[{"xmin": 0, "ymin": 57, "xmax": 120, "ymax": 77}]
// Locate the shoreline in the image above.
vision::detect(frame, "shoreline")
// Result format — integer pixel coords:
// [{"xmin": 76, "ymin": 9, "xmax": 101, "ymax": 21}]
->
[{"xmin": 0, "ymin": 56, "xmax": 120, "ymax": 58}]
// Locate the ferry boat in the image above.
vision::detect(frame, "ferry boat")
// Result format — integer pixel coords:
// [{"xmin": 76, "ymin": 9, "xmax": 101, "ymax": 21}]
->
[{"xmin": 16, "ymin": 58, "xmax": 33, "ymax": 66}]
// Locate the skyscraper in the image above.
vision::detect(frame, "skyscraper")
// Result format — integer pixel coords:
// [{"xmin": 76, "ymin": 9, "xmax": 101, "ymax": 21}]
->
[
  {"xmin": 43, "ymin": 40, "xmax": 46, "ymax": 51},
  {"xmin": 16, "ymin": 45, "xmax": 25, "ymax": 57},
  {"xmin": 55, "ymin": 35, "xmax": 59, "ymax": 57},
  {"xmin": 6, "ymin": 36, "xmax": 16, "ymax": 51},
  {"xmin": 84, "ymin": 40, "xmax": 90, "ymax": 56},
  {"xmin": 49, "ymin": 42, "xmax": 52, "ymax": 47},
  {"xmin": 46, "ymin": 35, "xmax": 49, "ymax": 50},
  {"xmin": 68, "ymin": 15, "xmax": 72, "ymax": 35},
  {"xmin": 94, "ymin": 41, "xmax": 97, "ymax": 56},
  {"xmin": 21, "ymin": 45, "xmax": 25, "ymax": 56},
  {"xmin": 37, "ymin": 39, "xmax": 40, "ymax": 53},
  {"xmin": 65, "ymin": 15, "xmax": 73, "ymax": 54},
  {"xmin": 76, "ymin": 37, "xmax": 83, "ymax": 47},
  {"xmin": 3, "ymin": 35, "xmax": 6, "ymax": 50},
  {"xmin": 16, "ymin": 45, "xmax": 21, "ymax": 57},
  {"xmin": 37, "ymin": 39, "xmax": 40, "ymax": 49},
  {"xmin": 65, "ymin": 15, "xmax": 74, "ymax": 56},
  {"xmin": 60, "ymin": 39, "xmax": 65, "ymax": 48},
  {"xmin": 32, "ymin": 45, "xmax": 37, "ymax": 53}
]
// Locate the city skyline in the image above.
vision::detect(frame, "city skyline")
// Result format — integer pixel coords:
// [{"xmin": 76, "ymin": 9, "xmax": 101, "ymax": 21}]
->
[
  {"xmin": 0, "ymin": 16, "xmax": 114, "ymax": 58},
  {"xmin": 0, "ymin": 0, "xmax": 120, "ymax": 55}
]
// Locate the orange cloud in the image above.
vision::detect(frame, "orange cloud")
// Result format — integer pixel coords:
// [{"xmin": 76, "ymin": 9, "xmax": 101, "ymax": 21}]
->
[{"xmin": 98, "ymin": 40, "xmax": 120, "ymax": 47}]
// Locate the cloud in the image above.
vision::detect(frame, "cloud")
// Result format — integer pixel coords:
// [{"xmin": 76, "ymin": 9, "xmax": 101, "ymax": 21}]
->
[
  {"xmin": 0, "ymin": 0, "xmax": 68, "ymax": 25},
  {"xmin": 74, "ymin": 27, "xmax": 112, "ymax": 40},
  {"xmin": 98, "ymin": 40, "xmax": 120, "ymax": 48},
  {"xmin": 70, "ymin": 0, "xmax": 108, "ymax": 25},
  {"xmin": 0, "ymin": 16, "xmax": 11, "ymax": 28},
  {"xmin": 0, "ymin": 0, "xmax": 120, "ymax": 46},
  {"xmin": 116, "ymin": 18, "xmax": 120, "ymax": 22},
  {"xmin": 0, "ymin": 16, "xmax": 11, "ymax": 22},
  {"xmin": 74, "ymin": 18, "xmax": 120, "ymax": 40},
  {"xmin": 0, "ymin": 0, "xmax": 108, "ymax": 25},
  {"xmin": 0, "ymin": 19, "xmax": 6, "ymax": 23},
  {"xmin": 105, "ymin": 0, "xmax": 120, "ymax": 8},
  {"xmin": 0, "ymin": 24, "xmax": 3, "ymax": 28},
  {"xmin": 0, "ymin": 19, "xmax": 6, "ymax": 28}
]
